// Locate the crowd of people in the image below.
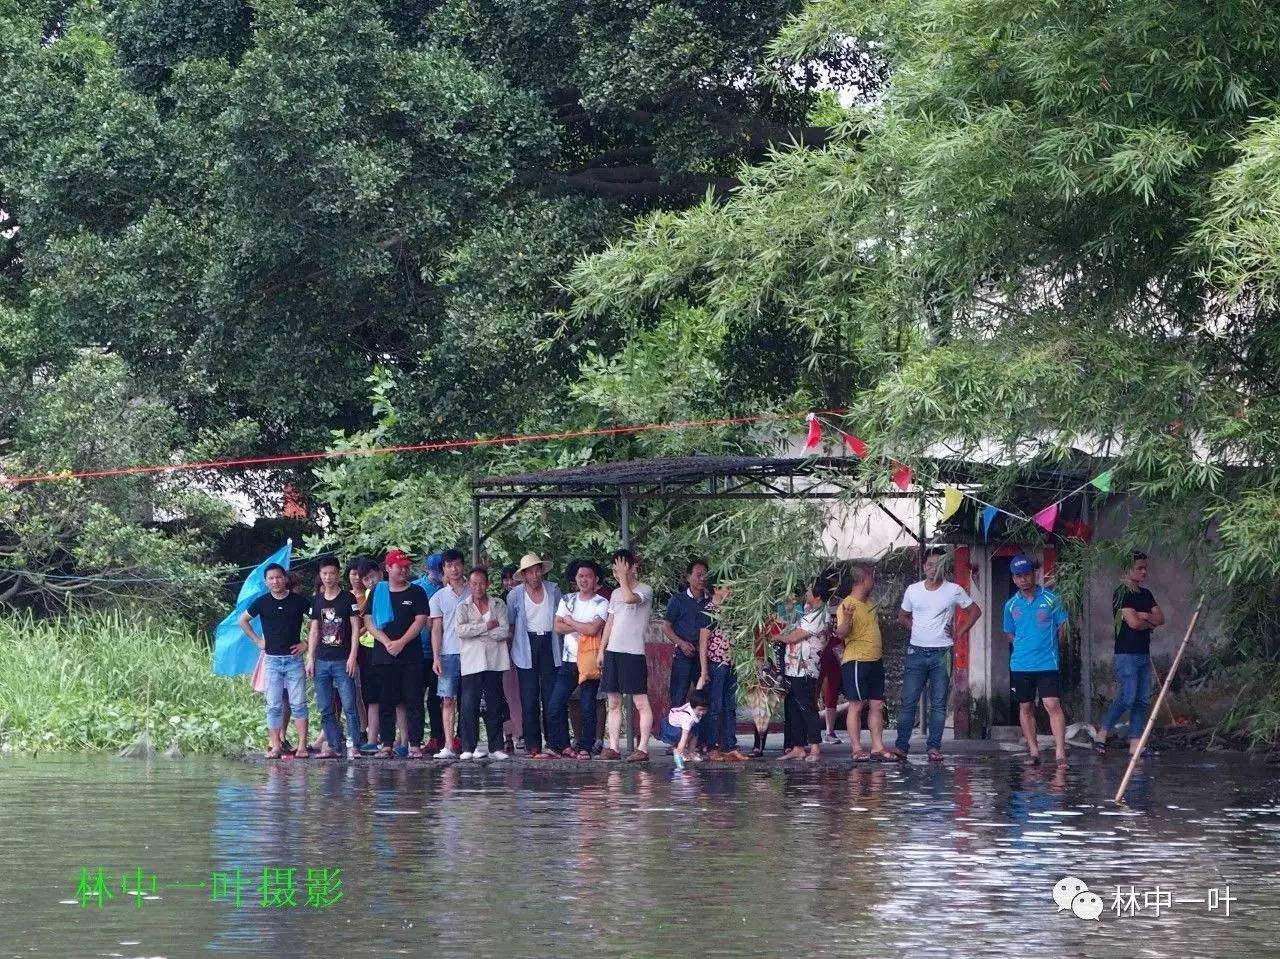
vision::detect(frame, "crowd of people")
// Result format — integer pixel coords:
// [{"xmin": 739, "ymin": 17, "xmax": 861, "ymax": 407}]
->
[{"xmin": 238, "ymin": 544, "xmax": 1165, "ymax": 768}]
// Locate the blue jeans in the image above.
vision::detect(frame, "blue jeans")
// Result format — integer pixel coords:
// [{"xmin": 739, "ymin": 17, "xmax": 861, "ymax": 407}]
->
[
  {"xmin": 1102, "ymin": 653, "xmax": 1152, "ymax": 737},
  {"xmin": 517, "ymin": 632, "xmax": 556, "ymax": 752},
  {"xmin": 895, "ymin": 646, "xmax": 950, "ymax": 752},
  {"xmin": 313, "ymin": 658, "xmax": 361, "ymax": 749},
  {"xmin": 706, "ymin": 662, "xmax": 738, "ymax": 751},
  {"xmin": 265, "ymin": 654, "xmax": 307, "ymax": 730},
  {"xmin": 661, "ymin": 652, "xmax": 700, "ymax": 744},
  {"xmin": 546, "ymin": 661, "xmax": 580, "ymax": 753}
]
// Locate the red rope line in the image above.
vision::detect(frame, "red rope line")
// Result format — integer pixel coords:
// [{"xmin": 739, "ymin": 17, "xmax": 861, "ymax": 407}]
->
[{"xmin": 4, "ymin": 409, "xmax": 846, "ymax": 487}]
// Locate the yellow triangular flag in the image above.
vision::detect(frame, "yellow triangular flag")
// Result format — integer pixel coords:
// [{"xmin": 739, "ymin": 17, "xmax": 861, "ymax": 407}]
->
[{"xmin": 941, "ymin": 486, "xmax": 963, "ymax": 522}]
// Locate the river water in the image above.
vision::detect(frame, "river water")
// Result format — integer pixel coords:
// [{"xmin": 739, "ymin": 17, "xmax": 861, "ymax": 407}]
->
[{"xmin": 2, "ymin": 753, "xmax": 1278, "ymax": 958}]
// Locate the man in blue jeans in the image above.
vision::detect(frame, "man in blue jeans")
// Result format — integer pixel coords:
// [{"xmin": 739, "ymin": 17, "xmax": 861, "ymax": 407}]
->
[
  {"xmin": 306, "ymin": 557, "xmax": 364, "ymax": 758},
  {"xmin": 1093, "ymin": 552, "xmax": 1164, "ymax": 757},
  {"xmin": 892, "ymin": 552, "xmax": 981, "ymax": 761},
  {"xmin": 240, "ymin": 563, "xmax": 310, "ymax": 759},
  {"xmin": 660, "ymin": 558, "xmax": 711, "ymax": 748}
]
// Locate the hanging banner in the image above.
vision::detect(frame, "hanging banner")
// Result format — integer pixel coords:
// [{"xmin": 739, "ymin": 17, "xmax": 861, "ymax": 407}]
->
[
  {"xmin": 941, "ymin": 486, "xmax": 963, "ymax": 522},
  {"xmin": 1032, "ymin": 503, "xmax": 1059, "ymax": 533},
  {"xmin": 1090, "ymin": 470, "xmax": 1113, "ymax": 492},
  {"xmin": 840, "ymin": 431, "xmax": 868, "ymax": 458},
  {"xmin": 891, "ymin": 464, "xmax": 913, "ymax": 491},
  {"xmin": 804, "ymin": 413, "xmax": 822, "ymax": 450},
  {"xmin": 981, "ymin": 505, "xmax": 999, "ymax": 540}
]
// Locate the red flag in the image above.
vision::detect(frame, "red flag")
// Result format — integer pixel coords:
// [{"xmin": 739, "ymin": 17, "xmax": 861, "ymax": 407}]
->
[
  {"xmin": 804, "ymin": 413, "xmax": 822, "ymax": 450},
  {"xmin": 892, "ymin": 464, "xmax": 913, "ymax": 491},
  {"xmin": 841, "ymin": 431, "xmax": 868, "ymax": 458}
]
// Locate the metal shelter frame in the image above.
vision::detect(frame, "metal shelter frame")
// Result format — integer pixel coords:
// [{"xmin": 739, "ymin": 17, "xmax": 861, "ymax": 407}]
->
[
  {"xmin": 469, "ymin": 453, "xmax": 1098, "ymax": 744},
  {"xmin": 468, "ymin": 453, "xmax": 1092, "ymax": 562}
]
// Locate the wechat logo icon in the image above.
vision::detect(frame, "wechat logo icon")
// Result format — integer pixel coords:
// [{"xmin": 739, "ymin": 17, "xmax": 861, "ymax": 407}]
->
[{"xmin": 1054, "ymin": 877, "xmax": 1103, "ymax": 920}]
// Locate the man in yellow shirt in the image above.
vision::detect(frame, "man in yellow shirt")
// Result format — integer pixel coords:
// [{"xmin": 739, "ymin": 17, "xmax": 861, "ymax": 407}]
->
[{"xmin": 835, "ymin": 564, "xmax": 892, "ymax": 761}]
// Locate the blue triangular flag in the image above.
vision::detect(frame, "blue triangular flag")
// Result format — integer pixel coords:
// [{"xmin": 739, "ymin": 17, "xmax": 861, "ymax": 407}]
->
[
  {"xmin": 212, "ymin": 541, "xmax": 293, "ymax": 676},
  {"xmin": 981, "ymin": 506, "xmax": 998, "ymax": 541}
]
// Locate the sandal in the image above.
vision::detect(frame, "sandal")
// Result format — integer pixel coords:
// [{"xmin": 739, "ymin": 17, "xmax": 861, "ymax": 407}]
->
[
  {"xmin": 598, "ymin": 748, "xmax": 622, "ymax": 761},
  {"xmin": 804, "ymin": 750, "xmax": 820, "ymax": 763},
  {"xmin": 1092, "ymin": 738, "xmax": 1108, "ymax": 755},
  {"xmin": 314, "ymin": 750, "xmax": 340, "ymax": 760},
  {"xmin": 625, "ymin": 750, "xmax": 649, "ymax": 763},
  {"xmin": 1023, "ymin": 753, "xmax": 1042, "ymax": 767},
  {"xmin": 561, "ymin": 748, "xmax": 577, "ymax": 759},
  {"xmin": 851, "ymin": 751, "xmax": 871, "ymax": 762},
  {"xmin": 265, "ymin": 748, "xmax": 283, "ymax": 760},
  {"xmin": 871, "ymin": 750, "xmax": 899, "ymax": 763},
  {"xmin": 749, "ymin": 747, "xmax": 764, "ymax": 758},
  {"xmin": 407, "ymin": 747, "xmax": 423, "ymax": 759},
  {"xmin": 574, "ymin": 749, "xmax": 592, "ymax": 760},
  {"xmin": 927, "ymin": 748, "xmax": 944, "ymax": 762},
  {"xmin": 375, "ymin": 746, "xmax": 393, "ymax": 759}
]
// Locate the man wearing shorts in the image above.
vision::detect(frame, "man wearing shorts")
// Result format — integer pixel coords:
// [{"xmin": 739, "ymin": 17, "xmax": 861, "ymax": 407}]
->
[
  {"xmin": 596, "ymin": 549, "xmax": 654, "ymax": 762},
  {"xmin": 429, "ymin": 549, "xmax": 469, "ymax": 759},
  {"xmin": 1002, "ymin": 554, "xmax": 1070, "ymax": 766},
  {"xmin": 366, "ymin": 549, "xmax": 431, "ymax": 757},
  {"xmin": 836, "ymin": 563, "xmax": 891, "ymax": 761}
]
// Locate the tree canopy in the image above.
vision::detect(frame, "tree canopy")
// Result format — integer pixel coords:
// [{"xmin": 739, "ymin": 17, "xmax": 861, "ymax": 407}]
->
[{"xmin": 0, "ymin": 0, "xmax": 842, "ymax": 607}]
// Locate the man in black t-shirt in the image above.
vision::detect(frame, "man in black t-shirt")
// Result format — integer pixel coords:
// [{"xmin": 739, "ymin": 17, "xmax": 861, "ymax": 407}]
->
[
  {"xmin": 307, "ymin": 557, "xmax": 363, "ymax": 759},
  {"xmin": 240, "ymin": 563, "xmax": 310, "ymax": 759},
  {"xmin": 1093, "ymin": 551, "xmax": 1165, "ymax": 756},
  {"xmin": 365, "ymin": 549, "xmax": 431, "ymax": 757}
]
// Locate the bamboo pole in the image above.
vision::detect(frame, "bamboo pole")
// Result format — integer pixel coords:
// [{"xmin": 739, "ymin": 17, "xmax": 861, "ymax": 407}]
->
[{"xmin": 1112, "ymin": 598, "xmax": 1204, "ymax": 804}]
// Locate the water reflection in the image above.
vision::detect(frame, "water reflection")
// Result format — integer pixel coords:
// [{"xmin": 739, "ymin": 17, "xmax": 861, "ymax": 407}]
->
[{"xmin": 3, "ymin": 755, "xmax": 1279, "ymax": 958}]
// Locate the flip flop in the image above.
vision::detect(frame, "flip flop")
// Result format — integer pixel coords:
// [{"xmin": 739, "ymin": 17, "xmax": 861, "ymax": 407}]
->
[
  {"xmin": 927, "ymin": 749, "xmax": 944, "ymax": 762},
  {"xmin": 851, "ymin": 751, "xmax": 872, "ymax": 762},
  {"xmin": 871, "ymin": 750, "xmax": 899, "ymax": 763},
  {"xmin": 313, "ymin": 750, "xmax": 340, "ymax": 760}
]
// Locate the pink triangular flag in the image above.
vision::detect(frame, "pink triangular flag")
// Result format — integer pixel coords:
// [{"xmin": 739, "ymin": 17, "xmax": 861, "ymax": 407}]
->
[
  {"xmin": 804, "ymin": 413, "xmax": 822, "ymax": 450},
  {"xmin": 840, "ymin": 431, "xmax": 868, "ymax": 458},
  {"xmin": 1032, "ymin": 502, "xmax": 1059, "ymax": 532},
  {"xmin": 892, "ymin": 464, "xmax": 913, "ymax": 491}
]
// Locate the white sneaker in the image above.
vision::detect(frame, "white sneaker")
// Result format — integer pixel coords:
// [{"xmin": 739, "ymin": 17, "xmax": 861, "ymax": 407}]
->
[
  {"xmin": 823, "ymin": 733, "xmax": 842, "ymax": 745},
  {"xmin": 434, "ymin": 747, "xmax": 458, "ymax": 759},
  {"xmin": 459, "ymin": 751, "xmax": 475, "ymax": 760},
  {"xmin": 490, "ymin": 750, "xmax": 509, "ymax": 760}
]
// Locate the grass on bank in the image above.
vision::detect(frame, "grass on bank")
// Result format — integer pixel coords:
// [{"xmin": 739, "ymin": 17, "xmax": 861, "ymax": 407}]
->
[{"xmin": 0, "ymin": 610, "xmax": 263, "ymax": 754}]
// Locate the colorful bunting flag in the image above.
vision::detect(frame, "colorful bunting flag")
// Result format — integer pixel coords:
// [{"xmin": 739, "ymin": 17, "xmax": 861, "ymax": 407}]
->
[
  {"xmin": 941, "ymin": 486, "xmax": 963, "ymax": 522},
  {"xmin": 981, "ymin": 505, "xmax": 999, "ymax": 541},
  {"xmin": 1032, "ymin": 502, "xmax": 1059, "ymax": 533},
  {"xmin": 804, "ymin": 412, "xmax": 822, "ymax": 450},
  {"xmin": 892, "ymin": 464, "xmax": 913, "ymax": 491},
  {"xmin": 840, "ymin": 431, "xmax": 868, "ymax": 458},
  {"xmin": 1090, "ymin": 470, "xmax": 1113, "ymax": 493}
]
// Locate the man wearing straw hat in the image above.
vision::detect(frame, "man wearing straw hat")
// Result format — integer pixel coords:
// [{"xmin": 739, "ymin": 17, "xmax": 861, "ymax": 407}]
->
[{"xmin": 508, "ymin": 552, "xmax": 564, "ymax": 759}]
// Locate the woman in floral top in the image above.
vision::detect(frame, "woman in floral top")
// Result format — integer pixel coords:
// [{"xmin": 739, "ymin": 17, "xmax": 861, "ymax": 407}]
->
[
  {"xmin": 775, "ymin": 578, "xmax": 833, "ymax": 762},
  {"xmin": 696, "ymin": 585, "xmax": 748, "ymax": 761}
]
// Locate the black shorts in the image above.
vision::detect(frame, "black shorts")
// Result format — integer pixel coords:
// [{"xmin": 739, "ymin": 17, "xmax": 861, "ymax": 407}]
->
[
  {"xmin": 367, "ymin": 663, "xmax": 404, "ymax": 706},
  {"xmin": 841, "ymin": 660, "xmax": 885, "ymax": 702},
  {"xmin": 1011, "ymin": 669, "xmax": 1061, "ymax": 704},
  {"xmin": 601, "ymin": 651, "xmax": 648, "ymax": 695}
]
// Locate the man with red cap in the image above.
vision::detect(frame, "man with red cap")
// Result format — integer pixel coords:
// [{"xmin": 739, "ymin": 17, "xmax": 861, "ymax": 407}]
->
[{"xmin": 366, "ymin": 549, "xmax": 431, "ymax": 757}]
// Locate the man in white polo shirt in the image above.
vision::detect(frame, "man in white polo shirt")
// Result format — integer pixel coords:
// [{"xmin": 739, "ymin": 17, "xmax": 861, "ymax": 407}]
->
[{"xmin": 892, "ymin": 551, "xmax": 981, "ymax": 761}]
